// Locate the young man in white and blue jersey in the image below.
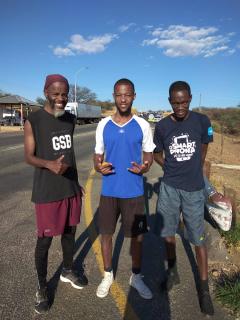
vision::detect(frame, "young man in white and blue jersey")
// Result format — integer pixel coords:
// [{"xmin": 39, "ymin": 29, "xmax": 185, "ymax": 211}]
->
[{"xmin": 94, "ymin": 79, "xmax": 155, "ymax": 299}]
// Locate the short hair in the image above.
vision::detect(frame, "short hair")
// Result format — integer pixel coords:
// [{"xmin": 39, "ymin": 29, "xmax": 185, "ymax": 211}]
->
[
  {"xmin": 169, "ymin": 81, "xmax": 191, "ymax": 98},
  {"xmin": 114, "ymin": 78, "xmax": 135, "ymax": 92}
]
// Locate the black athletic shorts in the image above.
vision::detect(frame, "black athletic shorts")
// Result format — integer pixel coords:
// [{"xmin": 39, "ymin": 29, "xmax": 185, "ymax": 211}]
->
[{"xmin": 98, "ymin": 195, "xmax": 148, "ymax": 237}]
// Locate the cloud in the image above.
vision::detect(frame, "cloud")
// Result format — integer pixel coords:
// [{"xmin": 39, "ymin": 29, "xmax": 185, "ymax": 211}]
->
[
  {"xmin": 53, "ymin": 47, "xmax": 74, "ymax": 56},
  {"xmin": 118, "ymin": 23, "xmax": 136, "ymax": 33},
  {"xmin": 144, "ymin": 25, "xmax": 154, "ymax": 29},
  {"xmin": 142, "ymin": 25, "xmax": 235, "ymax": 58},
  {"xmin": 52, "ymin": 33, "xmax": 118, "ymax": 56}
]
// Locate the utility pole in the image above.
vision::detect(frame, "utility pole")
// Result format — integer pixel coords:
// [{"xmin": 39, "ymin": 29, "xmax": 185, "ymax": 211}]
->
[{"xmin": 74, "ymin": 67, "xmax": 88, "ymax": 103}]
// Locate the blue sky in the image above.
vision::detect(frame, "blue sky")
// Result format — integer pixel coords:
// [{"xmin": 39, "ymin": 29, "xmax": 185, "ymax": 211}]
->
[{"xmin": 1, "ymin": 0, "xmax": 240, "ymax": 111}]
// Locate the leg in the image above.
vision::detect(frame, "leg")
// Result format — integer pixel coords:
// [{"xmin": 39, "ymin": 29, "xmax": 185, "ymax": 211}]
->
[
  {"xmin": 35, "ymin": 236, "xmax": 53, "ymax": 288},
  {"xmin": 182, "ymin": 189, "xmax": 214, "ymax": 315},
  {"xmin": 195, "ymin": 245, "xmax": 208, "ymax": 281},
  {"xmin": 195, "ymin": 245, "xmax": 214, "ymax": 315},
  {"xmin": 101, "ymin": 234, "xmax": 113, "ymax": 271},
  {"xmin": 34, "ymin": 236, "xmax": 52, "ymax": 314},
  {"xmin": 60, "ymin": 225, "xmax": 88, "ymax": 289},
  {"xmin": 121, "ymin": 196, "xmax": 152, "ymax": 299},
  {"xmin": 96, "ymin": 234, "xmax": 114, "ymax": 298},
  {"xmin": 129, "ymin": 234, "xmax": 152, "ymax": 299},
  {"xmin": 162, "ymin": 236, "xmax": 180, "ymax": 290},
  {"xmin": 156, "ymin": 182, "xmax": 181, "ymax": 290},
  {"xmin": 165, "ymin": 236, "xmax": 177, "ymax": 266},
  {"xmin": 96, "ymin": 196, "xmax": 118, "ymax": 298},
  {"xmin": 131, "ymin": 234, "xmax": 143, "ymax": 271},
  {"xmin": 61, "ymin": 225, "xmax": 76, "ymax": 270}
]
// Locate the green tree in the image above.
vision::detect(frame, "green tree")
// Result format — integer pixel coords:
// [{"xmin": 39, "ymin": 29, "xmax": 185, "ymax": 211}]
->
[
  {"xmin": 0, "ymin": 90, "xmax": 10, "ymax": 97},
  {"xmin": 68, "ymin": 84, "xmax": 97, "ymax": 104},
  {"xmin": 36, "ymin": 97, "xmax": 46, "ymax": 106}
]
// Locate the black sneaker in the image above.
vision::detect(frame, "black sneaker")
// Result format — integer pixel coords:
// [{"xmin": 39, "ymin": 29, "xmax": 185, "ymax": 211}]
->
[
  {"xmin": 60, "ymin": 269, "xmax": 88, "ymax": 289},
  {"xmin": 161, "ymin": 267, "xmax": 180, "ymax": 291},
  {"xmin": 199, "ymin": 290, "xmax": 214, "ymax": 316},
  {"xmin": 35, "ymin": 287, "xmax": 49, "ymax": 314}
]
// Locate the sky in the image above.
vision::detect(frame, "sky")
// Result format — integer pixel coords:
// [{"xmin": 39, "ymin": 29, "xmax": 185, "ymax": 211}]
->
[{"xmin": 1, "ymin": 0, "xmax": 240, "ymax": 111}]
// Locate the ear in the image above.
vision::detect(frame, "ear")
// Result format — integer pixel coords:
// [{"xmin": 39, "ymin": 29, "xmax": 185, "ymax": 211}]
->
[
  {"xmin": 44, "ymin": 90, "xmax": 48, "ymax": 99},
  {"xmin": 189, "ymin": 94, "xmax": 192, "ymax": 102},
  {"xmin": 133, "ymin": 92, "xmax": 136, "ymax": 100}
]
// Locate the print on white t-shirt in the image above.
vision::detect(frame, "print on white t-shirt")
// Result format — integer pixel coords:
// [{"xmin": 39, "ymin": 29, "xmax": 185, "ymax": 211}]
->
[{"xmin": 169, "ymin": 133, "xmax": 196, "ymax": 162}]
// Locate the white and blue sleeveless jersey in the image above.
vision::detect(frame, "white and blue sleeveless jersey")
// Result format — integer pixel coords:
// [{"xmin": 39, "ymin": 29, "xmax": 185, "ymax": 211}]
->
[{"xmin": 95, "ymin": 115, "xmax": 155, "ymax": 198}]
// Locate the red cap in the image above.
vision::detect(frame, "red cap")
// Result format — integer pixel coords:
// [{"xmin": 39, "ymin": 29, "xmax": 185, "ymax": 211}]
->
[{"xmin": 44, "ymin": 74, "xmax": 69, "ymax": 91}]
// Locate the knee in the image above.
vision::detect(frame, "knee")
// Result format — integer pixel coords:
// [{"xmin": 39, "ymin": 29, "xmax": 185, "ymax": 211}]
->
[
  {"xmin": 36, "ymin": 237, "xmax": 52, "ymax": 253},
  {"xmin": 64, "ymin": 225, "xmax": 76, "ymax": 235},
  {"xmin": 165, "ymin": 236, "xmax": 176, "ymax": 245},
  {"xmin": 101, "ymin": 234, "xmax": 112, "ymax": 245},
  {"xmin": 134, "ymin": 234, "xmax": 144, "ymax": 243}
]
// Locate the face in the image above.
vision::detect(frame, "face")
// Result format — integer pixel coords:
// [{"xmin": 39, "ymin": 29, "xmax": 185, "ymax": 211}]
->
[
  {"xmin": 169, "ymin": 89, "xmax": 192, "ymax": 119},
  {"xmin": 44, "ymin": 81, "xmax": 68, "ymax": 117},
  {"xmin": 113, "ymin": 83, "xmax": 135, "ymax": 115}
]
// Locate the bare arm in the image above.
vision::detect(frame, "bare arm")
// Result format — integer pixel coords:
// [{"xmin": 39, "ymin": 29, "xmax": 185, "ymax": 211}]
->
[
  {"xmin": 24, "ymin": 120, "xmax": 69, "ymax": 175},
  {"xmin": 153, "ymin": 150, "xmax": 164, "ymax": 168},
  {"xmin": 201, "ymin": 143, "xmax": 208, "ymax": 167}
]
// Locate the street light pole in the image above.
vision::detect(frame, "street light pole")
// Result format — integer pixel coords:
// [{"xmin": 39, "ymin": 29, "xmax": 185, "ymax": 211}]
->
[{"xmin": 74, "ymin": 67, "xmax": 88, "ymax": 103}]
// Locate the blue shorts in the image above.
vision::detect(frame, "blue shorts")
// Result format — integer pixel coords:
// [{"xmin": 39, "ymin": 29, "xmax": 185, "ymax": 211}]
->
[{"xmin": 156, "ymin": 181, "xmax": 205, "ymax": 246}]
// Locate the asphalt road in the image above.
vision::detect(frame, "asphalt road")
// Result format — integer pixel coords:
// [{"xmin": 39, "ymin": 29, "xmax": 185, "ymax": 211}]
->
[{"xmin": 0, "ymin": 124, "xmax": 234, "ymax": 320}]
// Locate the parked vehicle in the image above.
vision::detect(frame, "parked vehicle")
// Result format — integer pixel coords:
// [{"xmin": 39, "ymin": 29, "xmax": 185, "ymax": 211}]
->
[
  {"xmin": 65, "ymin": 102, "xmax": 102, "ymax": 125},
  {"xmin": 0, "ymin": 116, "xmax": 22, "ymax": 126}
]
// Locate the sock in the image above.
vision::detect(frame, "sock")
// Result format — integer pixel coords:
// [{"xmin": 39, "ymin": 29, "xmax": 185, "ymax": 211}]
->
[{"xmin": 132, "ymin": 267, "xmax": 141, "ymax": 275}]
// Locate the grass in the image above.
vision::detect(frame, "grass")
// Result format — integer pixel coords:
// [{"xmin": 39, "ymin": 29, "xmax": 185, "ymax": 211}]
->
[
  {"xmin": 220, "ymin": 224, "xmax": 240, "ymax": 248},
  {"xmin": 215, "ymin": 271, "xmax": 240, "ymax": 314},
  {"xmin": 215, "ymin": 225, "xmax": 240, "ymax": 314}
]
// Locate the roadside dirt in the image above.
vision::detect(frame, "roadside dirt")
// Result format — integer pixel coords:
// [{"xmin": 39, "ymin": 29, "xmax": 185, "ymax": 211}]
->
[{"xmin": 207, "ymin": 132, "xmax": 240, "ymax": 214}]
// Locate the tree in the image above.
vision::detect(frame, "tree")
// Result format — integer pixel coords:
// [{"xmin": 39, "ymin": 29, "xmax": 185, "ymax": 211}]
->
[
  {"xmin": 94, "ymin": 99, "xmax": 115, "ymax": 110},
  {"xmin": 68, "ymin": 84, "xmax": 97, "ymax": 104},
  {"xmin": 0, "ymin": 90, "xmax": 10, "ymax": 97},
  {"xmin": 36, "ymin": 97, "xmax": 46, "ymax": 106}
]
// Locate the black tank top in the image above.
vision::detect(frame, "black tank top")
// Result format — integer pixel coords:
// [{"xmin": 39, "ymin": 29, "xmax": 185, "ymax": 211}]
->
[{"xmin": 28, "ymin": 109, "xmax": 81, "ymax": 203}]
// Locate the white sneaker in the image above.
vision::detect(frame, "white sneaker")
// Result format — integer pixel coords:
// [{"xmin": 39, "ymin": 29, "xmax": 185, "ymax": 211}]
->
[
  {"xmin": 129, "ymin": 273, "xmax": 153, "ymax": 299},
  {"xmin": 96, "ymin": 271, "xmax": 113, "ymax": 298}
]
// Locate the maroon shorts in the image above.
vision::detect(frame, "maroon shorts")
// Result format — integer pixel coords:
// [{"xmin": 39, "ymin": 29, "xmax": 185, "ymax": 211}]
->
[
  {"xmin": 35, "ymin": 193, "xmax": 82, "ymax": 237},
  {"xmin": 98, "ymin": 195, "xmax": 147, "ymax": 237}
]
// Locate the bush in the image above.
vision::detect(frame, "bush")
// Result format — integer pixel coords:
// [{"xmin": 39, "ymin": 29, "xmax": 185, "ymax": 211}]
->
[{"xmin": 193, "ymin": 108, "xmax": 240, "ymax": 136}]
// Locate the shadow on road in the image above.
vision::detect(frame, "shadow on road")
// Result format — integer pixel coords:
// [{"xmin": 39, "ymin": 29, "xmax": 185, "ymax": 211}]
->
[
  {"xmin": 123, "ymin": 176, "xmax": 171, "ymax": 320},
  {"xmin": 47, "ymin": 211, "xmax": 99, "ymax": 308}
]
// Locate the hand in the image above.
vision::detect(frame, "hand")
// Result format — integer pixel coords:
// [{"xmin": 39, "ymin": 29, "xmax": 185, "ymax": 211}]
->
[
  {"xmin": 47, "ymin": 155, "xmax": 69, "ymax": 175},
  {"xmin": 209, "ymin": 192, "xmax": 232, "ymax": 210},
  {"xmin": 128, "ymin": 161, "xmax": 149, "ymax": 174},
  {"xmin": 96, "ymin": 158, "xmax": 114, "ymax": 175}
]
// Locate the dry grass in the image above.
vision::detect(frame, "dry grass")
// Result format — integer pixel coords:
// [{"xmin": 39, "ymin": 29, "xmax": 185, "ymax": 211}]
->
[
  {"xmin": 207, "ymin": 132, "xmax": 240, "ymax": 165},
  {"xmin": 207, "ymin": 132, "xmax": 240, "ymax": 215}
]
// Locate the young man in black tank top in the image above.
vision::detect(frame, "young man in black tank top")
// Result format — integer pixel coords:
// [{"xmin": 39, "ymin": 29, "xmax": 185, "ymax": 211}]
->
[{"xmin": 24, "ymin": 74, "xmax": 88, "ymax": 314}]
